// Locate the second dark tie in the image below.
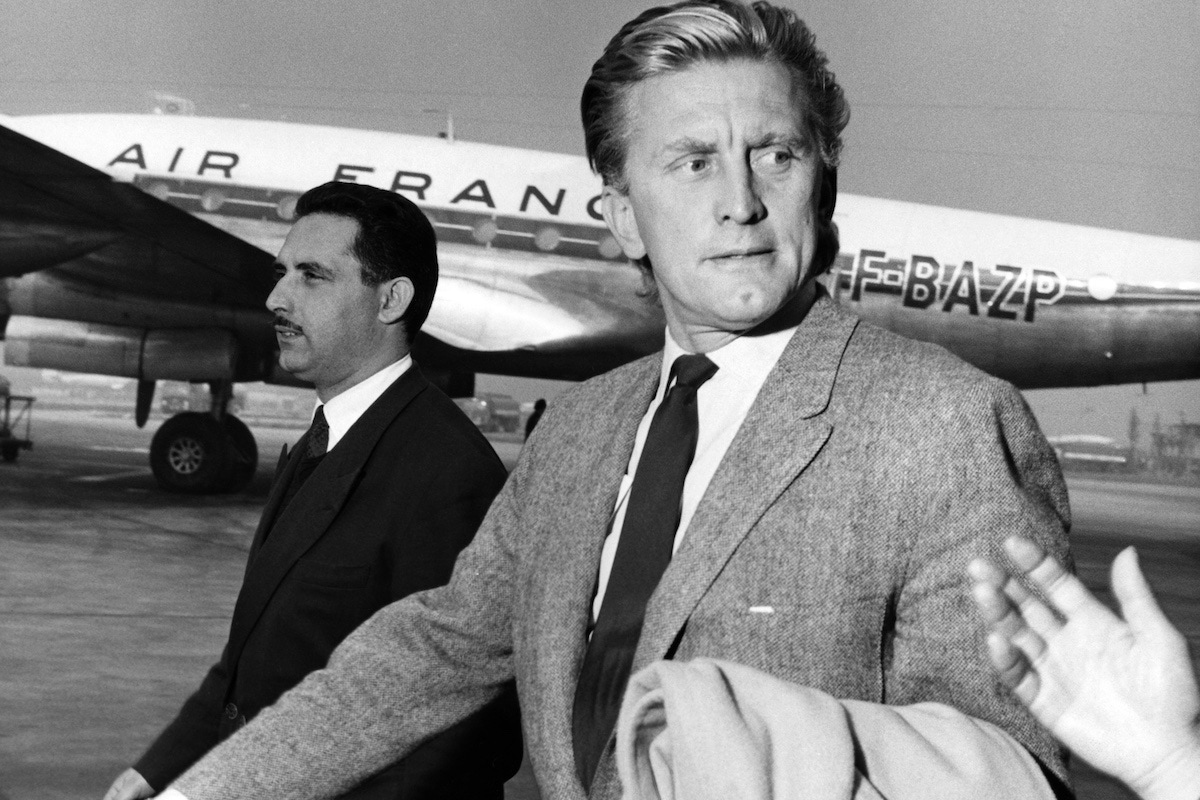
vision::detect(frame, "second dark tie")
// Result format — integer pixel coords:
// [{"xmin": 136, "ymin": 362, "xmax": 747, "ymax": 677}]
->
[
  {"xmin": 571, "ymin": 353, "xmax": 718, "ymax": 789},
  {"xmin": 275, "ymin": 406, "xmax": 329, "ymax": 524},
  {"xmin": 305, "ymin": 405, "xmax": 329, "ymax": 459}
]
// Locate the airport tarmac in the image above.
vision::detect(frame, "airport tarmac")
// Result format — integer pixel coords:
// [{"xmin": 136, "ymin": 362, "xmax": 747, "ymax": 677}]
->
[{"xmin": 2, "ymin": 411, "xmax": 1198, "ymax": 800}]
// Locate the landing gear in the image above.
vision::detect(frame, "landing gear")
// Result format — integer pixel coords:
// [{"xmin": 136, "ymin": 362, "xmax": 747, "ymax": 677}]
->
[
  {"xmin": 150, "ymin": 412, "xmax": 228, "ymax": 493},
  {"xmin": 148, "ymin": 381, "xmax": 258, "ymax": 494}
]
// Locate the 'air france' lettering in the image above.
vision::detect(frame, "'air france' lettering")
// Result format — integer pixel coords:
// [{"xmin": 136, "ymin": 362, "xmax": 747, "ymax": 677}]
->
[
  {"xmin": 109, "ymin": 144, "xmax": 239, "ymax": 178},
  {"xmin": 107, "ymin": 143, "xmax": 606, "ymax": 222}
]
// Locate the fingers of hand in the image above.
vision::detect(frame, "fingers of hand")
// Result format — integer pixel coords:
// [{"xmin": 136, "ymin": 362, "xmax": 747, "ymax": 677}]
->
[
  {"xmin": 1004, "ymin": 535, "xmax": 1097, "ymax": 621},
  {"xmin": 969, "ymin": 567, "xmax": 1034, "ymax": 645},
  {"xmin": 969, "ymin": 564, "xmax": 1013, "ymax": 624},
  {"xmin": 969, "ymin": 557, "xmax": 1053, "ymax": 656},
  {"xmin": 986, "ymin": 630, "xmax": 1026, "ymax": 683},
  {"xmin": 967, "ymin": 556, "xmax": 1007, "ymax": 588},
  {"xmin": 982, "ymin": 559, "xmax": 1061, "ymax": 645},
  {"xmin": 1007, "ymin": 580, "xmax": 1063, "ymax": 644},
  {"xmin": 1008, "ymin": 615, "xmax": 1050, "ymax": 664},
  {"xmin": 1111, "ymin": 547, "xmax": 1172, "ymax": 635},
  {"xmin": 1005, "ymin": 536, "xmax": 1076, "ymax": 603},
  {"xmin": 1011, "ymin": 665, "xmax": 1043, "ymax": 710},
  {"xmin": 987, "ymin": 631, "xmax": 1042, "ymax": 706},
  {"xmin": 972, "ymin": 569, "xmax": 1050, "ymax": 672},
  {"xmin": 1003, "ymin": 535, "xmax": 1048, "ymax": 571}
]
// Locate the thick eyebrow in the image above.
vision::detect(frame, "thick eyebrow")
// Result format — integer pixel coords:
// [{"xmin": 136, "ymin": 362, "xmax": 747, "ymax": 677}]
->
[
  {"xmin": 273, "ymin": 260, "xmax": 334, "ymax": 278},
  {"xmin": 660, "ymin": 136, "xmax": 718, "ymax": 158},
  {"xmin": 659, "ymin": 132, "xmax": 811, "ymax": 160},
  {"xmin": 747, "ymin": 132, "xmax": 810, "ymax": 151}
]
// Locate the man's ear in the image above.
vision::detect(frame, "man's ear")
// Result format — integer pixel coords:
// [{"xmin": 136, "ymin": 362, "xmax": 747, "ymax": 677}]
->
[
  {"xmin": 377, "ymin": 276, "xmax": 414, "ymax": 325},
  {"xmin": 601, "ymin": 186, "xmax": 647, "ymax": 260},
  {"xmin": 818, "ymin": 167, "xmax": 837, "ymax": 222}
]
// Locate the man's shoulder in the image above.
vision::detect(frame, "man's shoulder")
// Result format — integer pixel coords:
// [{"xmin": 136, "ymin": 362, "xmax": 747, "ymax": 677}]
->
[
  {"xmin": 526, "ymin": 352, "xmax": 659, "ymax": 437},
  {"xmin": 373, "ymin": 373, "xmax": 506, "ymax": 473},
  {"xmin": 829, "ymin": 319, "xmax": 1042, "ymax": 451},
  {"xmin": 556, "ymin": 351, "xmax": 660, "ymax": 407},
  {"xmin": 514, "ymin": 352, "xmax": 659, "ymax": 467},
  {"xmin": 841, "ymin": 318, "xmax": 1012, "ymax": 399}
]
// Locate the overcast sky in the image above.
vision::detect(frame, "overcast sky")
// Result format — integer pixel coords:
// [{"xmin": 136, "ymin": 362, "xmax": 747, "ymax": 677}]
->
[{"xmin": 1, "ymin": 0, "xmax": 1196, "ymax": 439}]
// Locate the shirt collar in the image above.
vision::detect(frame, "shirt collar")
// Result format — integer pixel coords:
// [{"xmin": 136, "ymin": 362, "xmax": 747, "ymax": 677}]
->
[
  {"xmin": 313, "ymin": 355, "xmax": 413, "ymax": 452},
  {"xmin": 659, "ymin": 323, "xmax": 797, "ymax": 398}
]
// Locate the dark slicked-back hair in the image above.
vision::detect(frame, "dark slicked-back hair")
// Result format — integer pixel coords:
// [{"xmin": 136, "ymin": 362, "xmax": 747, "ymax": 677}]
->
[
  {"xmin": 582, "ymin": 0, "xmax": 850, "ymax": 274},
  {"xmin": 295, "ymin": 181, "xmax": 438, "ymax": 342}
]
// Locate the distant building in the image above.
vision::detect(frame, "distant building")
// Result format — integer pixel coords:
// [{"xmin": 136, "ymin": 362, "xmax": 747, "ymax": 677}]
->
[{"xmin": 1149, "ymin": 422, "xmax": 1200, "ymax": 475}]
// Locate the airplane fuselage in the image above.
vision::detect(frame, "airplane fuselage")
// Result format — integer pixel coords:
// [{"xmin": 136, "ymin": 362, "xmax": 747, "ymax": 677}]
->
[{"xmin": 4, "ymin": 112, "xmax": 1199, "ymax": 389}]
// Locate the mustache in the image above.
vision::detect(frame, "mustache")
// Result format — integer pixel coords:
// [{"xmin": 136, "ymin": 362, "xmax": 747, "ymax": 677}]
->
[{"xmin": 273, "ymin": 315, "xmax": 302, "ymax": 333}]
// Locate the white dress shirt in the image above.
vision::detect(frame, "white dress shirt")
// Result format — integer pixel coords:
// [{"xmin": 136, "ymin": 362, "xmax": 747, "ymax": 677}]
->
[
  {"xmin": 318, "ymin": 355, "xmax": 412, "ymax": 452},
  {"xmin": 591, "ymin": 325, "xmax": 797, "ymax": 623},
  {"xmin": 157, "ymin": 355, "xmax": 412, "ymax": 800}
]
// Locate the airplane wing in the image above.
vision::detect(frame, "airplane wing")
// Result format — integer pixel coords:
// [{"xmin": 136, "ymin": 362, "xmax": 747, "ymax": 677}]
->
[
  {"xmin": 0, "ymin": 117, "xmax": 660, "ymax": 492},
  {"xmin": 0, "ymin": 121, "xmax": 274, "ymax": 305}
]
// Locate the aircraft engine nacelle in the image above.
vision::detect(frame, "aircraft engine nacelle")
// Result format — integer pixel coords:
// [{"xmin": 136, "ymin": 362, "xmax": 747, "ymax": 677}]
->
[{"xmin": 3, "ymin": 315, "xmax": 237, "ymax": 381}]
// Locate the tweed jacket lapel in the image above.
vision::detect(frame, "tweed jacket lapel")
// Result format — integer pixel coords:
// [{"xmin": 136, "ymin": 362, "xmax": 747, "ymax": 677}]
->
[
  {"xmin": 635, "ymin": 293, "xmax": 858, "ymax": 670},
  {"xmin": 225, "ymin": 366, "xmax": 427, "ymax": 668}
]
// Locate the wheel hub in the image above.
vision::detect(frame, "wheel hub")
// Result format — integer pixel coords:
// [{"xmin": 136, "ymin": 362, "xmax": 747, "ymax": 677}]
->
[{"xmin": 166, "ymin": 436, "xmax": 205, "ymax": 475}]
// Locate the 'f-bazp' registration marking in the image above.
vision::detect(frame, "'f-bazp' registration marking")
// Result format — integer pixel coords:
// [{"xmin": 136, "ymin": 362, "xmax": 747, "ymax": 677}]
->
[{"xmin": 839, "ymin": 249, "xmax": 1065, "ymax": 323}]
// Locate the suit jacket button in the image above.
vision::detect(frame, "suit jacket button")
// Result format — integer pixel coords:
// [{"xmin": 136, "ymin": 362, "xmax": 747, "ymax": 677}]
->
[{"xmin": 223, "ymin": 702, "xmax": 239, "ymax": 720}]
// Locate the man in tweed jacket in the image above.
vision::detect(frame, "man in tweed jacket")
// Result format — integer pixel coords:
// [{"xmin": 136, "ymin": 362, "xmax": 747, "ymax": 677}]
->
[{"xmin": 160, "ymin": 2, "xmax": 1071, "ymax": 798}]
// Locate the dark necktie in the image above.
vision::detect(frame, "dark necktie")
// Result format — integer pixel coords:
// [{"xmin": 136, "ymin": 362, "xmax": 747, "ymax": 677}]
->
[
  {"xmin": 571, "ymin": 353, "xmax": 718, "ymax": 789},
  {"xmin": 305, "ymin": 406, "xmax": 329, "ymax": 459},
  {"xmin": 275, "ymin": 406, "xmax": 328, "ymax": 523}
]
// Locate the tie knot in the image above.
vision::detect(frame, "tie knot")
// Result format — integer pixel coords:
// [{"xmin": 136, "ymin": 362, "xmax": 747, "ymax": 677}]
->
[
  {"xmin": 306, "ymin": 406, "xmax": 329, "ymax": 459},
  {"xmin": 669, "ymin": 353, "xmax": 718, "ymax": 391}
]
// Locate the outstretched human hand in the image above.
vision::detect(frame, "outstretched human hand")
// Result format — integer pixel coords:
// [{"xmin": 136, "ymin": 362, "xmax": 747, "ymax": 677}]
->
[{"xmin": 968, "ymin": 536, "xmax": 1200, "ymax": 800}]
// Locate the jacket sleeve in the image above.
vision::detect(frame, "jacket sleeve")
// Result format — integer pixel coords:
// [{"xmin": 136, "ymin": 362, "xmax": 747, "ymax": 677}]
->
[
  {"xmin": 884, "ymin": 375, "xmax": 1071, "ymax": 790},
  {"xmin": 170, "ymin": 430, "xmax": 535, "ymax": 799}
]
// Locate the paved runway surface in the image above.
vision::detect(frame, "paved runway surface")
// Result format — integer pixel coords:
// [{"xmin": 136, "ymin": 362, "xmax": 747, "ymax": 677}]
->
[{"xmin": 2, "ymin": 410, "xmax": 1197, "ymax": 799}]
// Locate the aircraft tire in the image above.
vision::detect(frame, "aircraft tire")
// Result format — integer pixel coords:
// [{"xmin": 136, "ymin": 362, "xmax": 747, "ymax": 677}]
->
[
  {"xmin": 150, "ymin": 412, "xmax": 230, "ymax": 494},
  {"xmin": 219, "ymin": 415, "xmax": 258, "ymax": 493}
]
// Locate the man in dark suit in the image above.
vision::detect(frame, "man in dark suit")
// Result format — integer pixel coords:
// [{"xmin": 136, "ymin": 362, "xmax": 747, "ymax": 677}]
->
[{"xmin": 103, "ymin": 181, "xmax": 520, "ymax": 800}]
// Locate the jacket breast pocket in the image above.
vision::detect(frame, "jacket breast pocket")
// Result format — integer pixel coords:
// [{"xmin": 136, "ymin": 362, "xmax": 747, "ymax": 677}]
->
[{"xmin": 291, "ymin": 561, "xmax": 371, "ymax": 589}]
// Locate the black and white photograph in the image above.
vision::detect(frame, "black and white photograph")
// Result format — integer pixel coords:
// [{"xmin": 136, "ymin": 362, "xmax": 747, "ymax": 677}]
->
[{"xmin": 1, "ymin": 2, "xmax": 1197, "ymax": 799}]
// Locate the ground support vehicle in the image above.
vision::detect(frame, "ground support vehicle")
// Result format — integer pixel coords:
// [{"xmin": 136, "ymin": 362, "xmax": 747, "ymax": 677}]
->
[{"xmin": 1, "ymin": 394, "xmax": 34, "ymax": 462}]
